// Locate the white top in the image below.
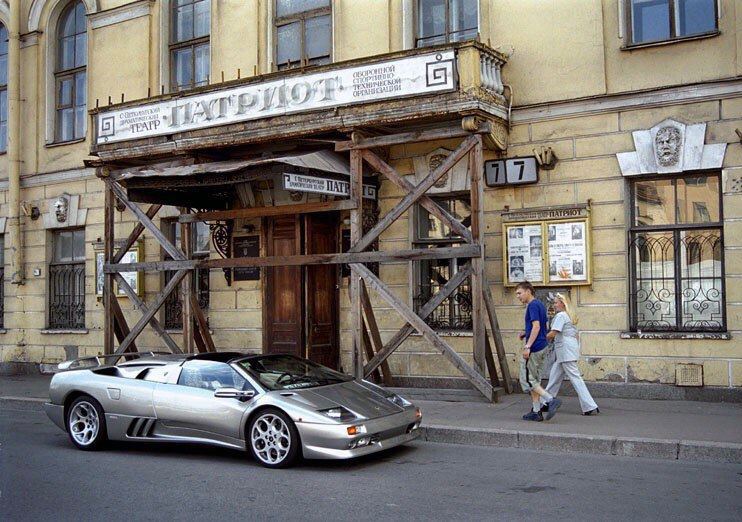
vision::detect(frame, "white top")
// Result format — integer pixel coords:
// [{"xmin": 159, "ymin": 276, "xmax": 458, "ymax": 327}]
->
[{"xmin": 550, "ymin": 311, "xmax": 580, "ymax": 362}]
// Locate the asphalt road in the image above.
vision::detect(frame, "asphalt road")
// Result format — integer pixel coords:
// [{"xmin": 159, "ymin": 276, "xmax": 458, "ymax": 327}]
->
[{"xmin": 1, "ymin": 403, "xmax": 740, "ymax": 522}]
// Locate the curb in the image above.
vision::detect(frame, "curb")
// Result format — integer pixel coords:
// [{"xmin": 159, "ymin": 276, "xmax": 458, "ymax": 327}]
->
[{"xmin": 421, "ymin": 425, "xmax": 742, "ymax": 464}]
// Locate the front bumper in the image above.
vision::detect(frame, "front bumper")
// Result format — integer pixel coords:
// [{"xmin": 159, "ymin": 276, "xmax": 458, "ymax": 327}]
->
[
  {"xmin": 44, "ymin": 403, "xmax": 66, "ymax": 432},
  {"xmin": 298, "ymin": 408, "xmax": 422, "ymax": 460}
]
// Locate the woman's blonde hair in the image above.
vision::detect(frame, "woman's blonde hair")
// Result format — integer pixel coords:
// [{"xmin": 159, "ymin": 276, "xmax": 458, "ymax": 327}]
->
[{"xmin": 555, "ymin": 293, "xmax": 578, "ymax": 325}]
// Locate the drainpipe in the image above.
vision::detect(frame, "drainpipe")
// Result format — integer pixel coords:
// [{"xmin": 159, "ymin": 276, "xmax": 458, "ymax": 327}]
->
[{"xmin": 8, "ymin": 0, "xmax": 23, "ymax": 284}]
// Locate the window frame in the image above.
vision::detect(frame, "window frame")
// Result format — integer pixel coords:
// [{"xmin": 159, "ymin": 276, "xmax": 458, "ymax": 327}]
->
[
  {"xmin": 415, "ymin": 0, "xmax": 479, "ymax": 49},
  {"xmin": 48, "ymin": 227, "xmax": 86, "ymax": 330},
  {"xmin": 169, "ymin": 0, "xmax": 211, "ymax": 92},
  {"xmin": 53, "ymin": 0, "xmax": 87, "ymax": 144},
  {"xmin": 273, "ymin": 0, "xmax": 332, "ymax": 70},
  {"xmin": 625, "ymin": 0, "xmax": 719, "ymax": 48},
  {"xmin": 628, "ymin": 172, "xmax": 726, "ymax": 333}
]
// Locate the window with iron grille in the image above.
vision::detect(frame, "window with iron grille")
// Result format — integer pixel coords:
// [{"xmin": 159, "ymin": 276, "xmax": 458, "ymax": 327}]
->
[
  {"xmin": 413, "ymin": 195, "xmax": 472, "ymax": 331},
  {"xmin": 163, "ymin": 220, "xmax": 210, "ymax": 329},
  {"xmin": 54, "ymin": 1, "xmax": 87, "ymax": 143},
  {"xmin": 0, "ymin": 24, "xmax": 8, "ymax": 152},
  {"xmin": 416, "ymin": 0, "xmax": 478, "ymax": 48},
  {"xmin": 274, "ymin": 0, "xmax": 331, "ymax": 70},
  {"xmin": 49, "ymin": 229, "xmax": 86, "ymax": 329},
  {"xmin": 629, "ymin": 173, "xmax": 726, "ymax": 332},
  {"xmin": 170, "ymin": 0, "xmax": 210, "ymax": 91},
  {"xmin": 627, "ymin": 0, "xmax": 718, "ymax": 45}
]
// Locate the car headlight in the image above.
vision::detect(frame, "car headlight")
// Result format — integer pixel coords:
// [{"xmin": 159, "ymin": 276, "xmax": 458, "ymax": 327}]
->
[
  {"xmin": 318, "ymin": 407, "xmax": 358, "ymax": 422},
  {"xmin": 386, "ymin": 394, "xmax": 411, "ymax": 408}
]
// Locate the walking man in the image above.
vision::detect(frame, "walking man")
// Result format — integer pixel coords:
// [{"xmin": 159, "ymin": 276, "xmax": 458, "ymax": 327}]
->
[{"xmin": 515, "ymin": 281, "xmax": 561, "ymax": 421}]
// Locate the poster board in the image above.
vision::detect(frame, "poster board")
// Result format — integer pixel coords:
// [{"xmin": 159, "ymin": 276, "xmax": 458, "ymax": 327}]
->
[
  {"xmin": 502, "ymin": 205, "xmax": 591, "ymax": 287},
  {"xmin": 232, "ymin": 235, "xmax": 261, "ymax": 281},
  {"xmin": 95, "ymin": 241, "xmax": 144, "ymax": 297}
]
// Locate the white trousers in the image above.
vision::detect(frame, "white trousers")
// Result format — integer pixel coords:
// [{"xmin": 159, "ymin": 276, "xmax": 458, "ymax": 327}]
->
[{"xmin": 541, "ymin": 360, "xmax": 598, "ymax": 413}]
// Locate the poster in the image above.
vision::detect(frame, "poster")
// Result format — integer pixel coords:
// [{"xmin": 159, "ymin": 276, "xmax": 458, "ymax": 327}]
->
[
  {"xmin": 506, "ymin": 224, "xmax": 543, "ymax": 283},
  {"xmin": 95, "ymin": 248, "xmax": 142, "ymax": 296},
  {"xmin": 233, "ymin": 235, "xmax": 261, "ymax": 281},
  {"xmin": 547, "ymin": 221, "xmax": 587, "ymax": 282}
]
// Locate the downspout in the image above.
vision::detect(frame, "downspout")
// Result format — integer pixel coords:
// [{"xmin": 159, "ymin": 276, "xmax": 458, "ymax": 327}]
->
[{"xmin": 8, "ymin": 0, "xmax": 23, "ymax": 284}]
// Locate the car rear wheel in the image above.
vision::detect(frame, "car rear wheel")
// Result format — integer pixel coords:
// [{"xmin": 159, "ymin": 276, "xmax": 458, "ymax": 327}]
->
[
  {"xmin": 67, "ymin": 395, "xmax": 107, "ymax": 451},
  {"xmin": 248, "ymin": 408, "xmax": 300, "ymax": 468}
]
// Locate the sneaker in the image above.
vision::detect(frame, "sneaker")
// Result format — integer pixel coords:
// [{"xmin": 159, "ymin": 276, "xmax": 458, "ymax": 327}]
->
[
  {"xmin": 583, "ymin": 408, "xmax": 600, "ymax": 416},
  {"xmin": 522, "ymin": 411, "xmax": 543, "ymax": 422},
  {"xmin": 544, "ymin": 398, "xmax": 562, "ymax": 421}
]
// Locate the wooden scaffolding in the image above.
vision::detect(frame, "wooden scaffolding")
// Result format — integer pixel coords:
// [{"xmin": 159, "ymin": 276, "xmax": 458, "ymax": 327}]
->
[{"xmin": 99, "ymin": 123, "xmax": 512, "ymax": 401}]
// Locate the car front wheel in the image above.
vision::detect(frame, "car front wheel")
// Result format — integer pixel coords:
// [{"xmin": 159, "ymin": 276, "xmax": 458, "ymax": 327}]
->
[
  {"xmin": 67, "ymin": 395, "xmax": 107, "ymax": 451},
  {"xmin": 248, "ymin": 408, "xmax": 300, "ymax": 468}
]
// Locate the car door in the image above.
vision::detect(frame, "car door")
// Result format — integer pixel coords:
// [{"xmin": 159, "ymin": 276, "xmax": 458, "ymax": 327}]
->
[{"xmin": 153, "ymin": 360, "xmax": 254, "ymax": 443}]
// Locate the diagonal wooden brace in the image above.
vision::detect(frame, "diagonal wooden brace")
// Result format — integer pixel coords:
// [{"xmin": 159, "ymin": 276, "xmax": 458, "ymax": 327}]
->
[
  {"xmin": 363, "ymin": 263, "xmax": 473, "ymax": 378},
  {"xmin": 361, "ymin": 150, "xmax": 473, "ymax": 243},
  {"xmin": 190, "ymin": 293, "xmax": 216, "ymax": 352},
  {"xmin": 113, "ymin": 273, "xmax": 182, "ymax": 354},
  {"xmin": 359, "ymin": 280, "xmax": 393, "ymax": 385},
  {"xmin": 113, "ymin": 204, "xmax": 162, "ymax": 264},
  {"xmin": 353, "ymin": 263, "xmax": 494, "ymax": 400},
  {"xmin": 350, "ymin": 134, "xmax": 478, "ymax": 253},
  {"xmin": 114, "ymin": 269, "xmax": 188, "ymax": 355},
  {"xmin": 107, "ymin": 180, "xmax": 186, "ymax": 261}
]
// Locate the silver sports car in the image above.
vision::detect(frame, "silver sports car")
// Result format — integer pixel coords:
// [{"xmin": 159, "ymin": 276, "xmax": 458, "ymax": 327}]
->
[{"xmin": 44, "ymin": 352, "xmax": 422, "ymax": 468}]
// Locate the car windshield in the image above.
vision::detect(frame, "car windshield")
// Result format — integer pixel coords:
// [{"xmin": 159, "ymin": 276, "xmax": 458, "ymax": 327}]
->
[{"xmin": 237, "ymin": 355, "xmax": 351, "ymax": 391}]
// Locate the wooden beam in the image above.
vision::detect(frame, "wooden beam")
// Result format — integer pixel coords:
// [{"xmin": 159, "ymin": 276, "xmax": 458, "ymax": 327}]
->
[
  {"xmin": 484, "ymin": 335, "xmax": 501, "ymax": 389},
  {"xmin": 350, "ymin": 149, "xmax": 364, "ymax": 380},
  {"xmin": 103, "ymin": 184, "xmax": 115, "ymax": 355},
  {"xmin": 107, "ymin": 180, "xmax": 186, "ymax": 261},
  {"xmin": 126, "ymin": 188, "xmax": 226, "ymax": 210},
  {"xmin": 350, "ymin": 135, "xmax": 478, "ymax": 253},
  {"xmin": 483, "ymin": 281, "xmax": 513, "ymax": 394},
  {"xmin": 180, "ymin": 199, "xmax": 357, "ymax": 223},
  {"xmin": 111, "ymin": 294, "xmax": 136, "ymax": 353},
  {"xmin": 469, "ymin": 137, "xmax": 486, "ymax": 376},
  {"xmin": 363, "ymin": 263, "xmax": 473, "ymax": 378},
  {"xmin": 114, "ymin": 270, "xmax": 189, "ymax": 355},
  {"xmin": 361, "ymin": 319, "xmax": 382, "ymax": 383},
  {"xmin": 353, "ymin": 263, "xmax": 494, "ymax": 401},
  {"xmin": 190, "ymin": 293, "xmax": 216, "ymax": 353},
  {"xmin": 112, "ymin": 204, "xmax": 161, "ymax": 264},
  {"xmin": 360, "ymin": 280, "xmax": 393, "ymax": 386},
  {"xmin": 113, "ymin": 273, "xmax": 182, "ymax": 354},
  {"xmin": 181, "ymin": 208, "xmax": 194, "ymax": 354},
  {"xmin": 361, "ymin": 150, "xmax": 473, "ymax": 243},
  {"xmin": 335, "ymin": 123, "xmax": 493, "ymax": 151},
  {"xmin": 105, "ymin": 244, "xmax": 481, "ymax": 273}
]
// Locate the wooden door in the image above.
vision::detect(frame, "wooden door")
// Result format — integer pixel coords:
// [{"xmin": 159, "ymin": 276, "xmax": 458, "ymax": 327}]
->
[
  {"xmin": 263, "ymin": 215, "xmax": 303, "ymax": 357},
  {"xmin": 305, "ymin": 213, "xmax": 340, "ymax": 369}
]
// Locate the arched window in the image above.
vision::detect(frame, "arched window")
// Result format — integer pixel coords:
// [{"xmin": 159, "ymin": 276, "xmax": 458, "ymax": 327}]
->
[
  {"xmin": 170, "ymin": 0, "xmax": 210, "ymax": 91},
  {"xmin": 55, "ymin": 0, "xmax": 87, "ymax": 142},
  {"xmin": 0, "ymin": 23, "xmax": 8, "ymax": 151}
]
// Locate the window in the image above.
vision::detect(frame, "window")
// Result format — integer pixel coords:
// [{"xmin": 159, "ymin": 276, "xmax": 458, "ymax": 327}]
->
[
  {"xmin": 0, "ymin": 24, "xmax": 7, "ymax": 152},
  {"xmin": 413, "ymin": 195, "xmax": 472, "ymax": 330},
  {"xmin": 163, "ymin": 220, "xmax": 210, "ymax": 330},
  {"xmin": 416, "ymin": 0, "xmax": 478, "ymax": 48},
  {"xmin": 49, "ymin": 229, "xmax": 86, "ymax": 329},
  {"xmin": 274, "ymin": 0, "xmax": 331, "ymax": 70},
  {"xmin": 178, "ymin": 360, "xmax": 251, "ymax": 391},
  {"xmin": 170, "ymin": 0, "xmax": 210, "ymax": 91},
  {"xmin": 628, "ymin": 0, "xmax": 718, "ymax": 45},
  {"xmin": 629, "ymin": 174, "xmax": 725, "ymax": 333},
  {"xmin": 55, "ymin": 1, "xmax": 87, "ymax": 142}
]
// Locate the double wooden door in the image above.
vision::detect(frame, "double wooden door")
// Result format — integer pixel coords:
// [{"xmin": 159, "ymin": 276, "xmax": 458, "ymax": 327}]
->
[{"xmin": 263, "ymin": 213, "xmax": 339, "ymax": 369}]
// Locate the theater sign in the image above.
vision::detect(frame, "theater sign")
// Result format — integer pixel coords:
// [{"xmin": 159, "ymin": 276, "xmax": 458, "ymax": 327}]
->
[{"xmin": 95, "ymin": 51, "xmax": 456, "ymax": 145}]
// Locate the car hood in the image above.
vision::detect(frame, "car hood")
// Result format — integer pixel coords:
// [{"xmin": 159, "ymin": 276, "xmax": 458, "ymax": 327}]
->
[{"xmin": 296, "ymin": 381, "xmax": 402, "ymax": 420}]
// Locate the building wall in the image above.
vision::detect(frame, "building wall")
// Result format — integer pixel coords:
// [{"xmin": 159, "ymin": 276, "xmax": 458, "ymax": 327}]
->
[{"xmin": 0, "ymin": 1, "xmax": 740, "ymax": 388}]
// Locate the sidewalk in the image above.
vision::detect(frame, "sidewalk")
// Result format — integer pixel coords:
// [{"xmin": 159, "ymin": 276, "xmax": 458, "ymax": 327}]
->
[{"xmin": 2, "ymin": 375, "xmax": 740, "ymax": 464}]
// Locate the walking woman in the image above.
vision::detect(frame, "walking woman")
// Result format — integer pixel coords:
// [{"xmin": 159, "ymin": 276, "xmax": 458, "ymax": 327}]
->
[{"xmin": 542, "ymin": 293, "xmax": 599, "ymax": 416}]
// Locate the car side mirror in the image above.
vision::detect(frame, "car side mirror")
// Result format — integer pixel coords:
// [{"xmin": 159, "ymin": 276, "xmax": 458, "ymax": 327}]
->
[{"xmin": 214, "ymin": 387, "xmax": 255, "ymax": 402}]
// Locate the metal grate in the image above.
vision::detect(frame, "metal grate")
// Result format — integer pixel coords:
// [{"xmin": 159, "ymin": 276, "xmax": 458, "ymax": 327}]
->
[
  {"xmin": 675, "ymin": 363, "xmax": 703, "ymax": 387},
  {"xmin": 49, "ymin": 263, "xmax": 85, "ymax": 329}
]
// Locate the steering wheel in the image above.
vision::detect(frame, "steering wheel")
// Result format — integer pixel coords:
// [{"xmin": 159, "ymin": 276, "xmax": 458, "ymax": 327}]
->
[{"xmin": 276, "ymin": 372, "xmax": 294, "ymax": 385}]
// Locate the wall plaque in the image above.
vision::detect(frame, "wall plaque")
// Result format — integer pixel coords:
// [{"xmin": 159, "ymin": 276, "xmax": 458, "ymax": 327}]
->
[{"xmin": 232, "ymin": 235, "xmax": 260, "ymax": 281}]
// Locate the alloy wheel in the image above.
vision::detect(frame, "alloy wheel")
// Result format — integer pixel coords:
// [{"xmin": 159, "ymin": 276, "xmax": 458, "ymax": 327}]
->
[
  {"xmin": 68, "ymin": 401, "xmax": 100, "ymax": 446},
  {"xmin": 250, "ymin": 413, "xmax": 292, "ymax": 465}
]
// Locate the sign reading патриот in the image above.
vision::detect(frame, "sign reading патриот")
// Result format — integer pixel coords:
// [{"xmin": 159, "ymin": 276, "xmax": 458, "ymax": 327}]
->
[{"xmin": 95, "ymin": 51, "xmax": 456, "ymax": 145}]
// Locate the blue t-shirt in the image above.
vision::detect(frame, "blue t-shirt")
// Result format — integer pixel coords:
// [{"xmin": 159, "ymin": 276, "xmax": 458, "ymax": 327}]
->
[{"xmin": 524, "ymin": 299, "xmax": 549, "ymax": 352}]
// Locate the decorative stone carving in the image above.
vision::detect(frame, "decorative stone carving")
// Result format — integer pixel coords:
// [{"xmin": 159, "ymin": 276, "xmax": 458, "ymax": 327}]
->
[
  {"xmin": 410, "ymin": 147, "xmax": 470, "ymax": 194},
  {"xmin": 617, "ymin": 118, "xmax": 726, "ymax": 176},
  {"xmin": 43, "ymin": 193, "xmax": 88, "ymax": 229}
]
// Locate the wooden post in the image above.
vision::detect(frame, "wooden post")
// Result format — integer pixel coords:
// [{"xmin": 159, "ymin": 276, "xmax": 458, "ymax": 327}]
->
[
  {"xmin": 103, "ymin": 182, "xmax": 115, "ymax": 355},
  {"xmin": 469, "ymin": 135, "xmax": 486, "ymax": 376},
  {"xmin": 349, "ymin": 149, "xmax": 364, "ymax": 379},
  {"xmin": 180, "ymin": 208, "xmax": 194, "ymax": 354},
  {"xmin": 360, "ymin": 280, "xmax": 393, "ymax": 386},
  {"xmin": 483, "ymin": 281, "xmax": 513, "ymax": 394}
]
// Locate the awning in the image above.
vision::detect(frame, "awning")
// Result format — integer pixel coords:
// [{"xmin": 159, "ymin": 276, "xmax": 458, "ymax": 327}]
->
[{"xmin": 112, "ymin": 150, "xmax": 350, "ymax": 182}]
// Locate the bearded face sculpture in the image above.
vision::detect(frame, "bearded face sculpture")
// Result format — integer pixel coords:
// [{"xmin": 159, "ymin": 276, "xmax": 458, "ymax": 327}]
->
[
  {"xmin": 53, "ymin": 196, "xmax": 69, "ymax": 223},
  {"xmin": 654, "ymin": 126, "xmax": 681, "ymax": 167}
]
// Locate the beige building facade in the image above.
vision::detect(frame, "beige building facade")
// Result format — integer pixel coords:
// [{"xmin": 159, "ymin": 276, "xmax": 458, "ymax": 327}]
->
[{"xmin": 0, "ymin": 0, "xmax": 741, "ymax": 393}]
